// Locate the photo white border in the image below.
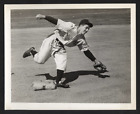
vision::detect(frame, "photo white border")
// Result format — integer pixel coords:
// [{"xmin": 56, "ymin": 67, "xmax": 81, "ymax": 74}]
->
[{"xmin": 5, "ymin": 4, "xmax": 136, "ymax": 110}]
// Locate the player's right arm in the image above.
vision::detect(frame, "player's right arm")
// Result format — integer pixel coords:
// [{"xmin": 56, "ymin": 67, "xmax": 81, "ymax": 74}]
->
[
  {"xmin": 36, "ymin": 14, "xmax": 58, "ymax": 25},
  {"xmin": 36, "ymin": 14, "xmax": 75, "ymax": 32}
]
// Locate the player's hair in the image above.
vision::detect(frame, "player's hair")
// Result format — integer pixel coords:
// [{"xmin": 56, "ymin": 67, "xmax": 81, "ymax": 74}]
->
[{"xmin": 79, "ymin": 19, "xmax": 93, "ymax": 27}]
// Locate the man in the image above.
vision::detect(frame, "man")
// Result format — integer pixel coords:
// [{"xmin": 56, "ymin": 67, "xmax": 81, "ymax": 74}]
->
[{"xmin": 23, "ymin": 14, "xmax": 107, "ymax": 89}]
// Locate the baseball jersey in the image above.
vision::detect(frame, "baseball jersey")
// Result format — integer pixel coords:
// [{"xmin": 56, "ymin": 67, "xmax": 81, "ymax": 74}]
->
[{"xmin": 56, "ymin": 19, "xmax": 89, "ymax": 51}]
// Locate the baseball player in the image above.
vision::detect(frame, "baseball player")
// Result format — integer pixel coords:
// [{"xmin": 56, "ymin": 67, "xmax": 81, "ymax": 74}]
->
[{"xmin": 23, "ymin": 14, "xmax": 107, "ymax": 89}]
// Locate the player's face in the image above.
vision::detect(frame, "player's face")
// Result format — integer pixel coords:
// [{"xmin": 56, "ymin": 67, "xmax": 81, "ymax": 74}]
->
[{"xmin": 77, "ymin": 24, "xmax": 90, "ymax": 35}]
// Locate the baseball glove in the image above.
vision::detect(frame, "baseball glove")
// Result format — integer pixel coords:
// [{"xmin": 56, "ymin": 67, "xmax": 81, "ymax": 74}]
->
[
  {"xmin": 32, "ymin": 80, "xmax": 56, "ymax": 91},
  {"xmin": 93, "ymin": 61, "xmax": 107, "ymax": 72}
]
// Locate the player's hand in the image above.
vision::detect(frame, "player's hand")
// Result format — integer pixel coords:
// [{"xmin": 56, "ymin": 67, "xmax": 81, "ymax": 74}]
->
[
  {"xmin": 93, "ymin": 60, "xmax": 107, "ymax": 72},
  {"xmin": 36, "ymin": 14, "xmax": 46, "ymax": 20}
]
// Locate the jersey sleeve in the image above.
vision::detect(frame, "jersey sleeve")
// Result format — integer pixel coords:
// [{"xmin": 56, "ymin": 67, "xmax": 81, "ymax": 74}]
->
[
  {"xmin": 56, "ymin": 19, "xmax": 75, "ymax": 32},
  {"xmin": 76, "ymin": 36, "xmax": 89, "ymax": 51}
]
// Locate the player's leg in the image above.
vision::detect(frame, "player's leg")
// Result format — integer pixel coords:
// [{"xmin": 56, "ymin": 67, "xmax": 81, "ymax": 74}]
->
[
  {"xmin": 53, "ymin": 52, "xmax": 70, "ymax": 88},
  {"xmin": 23, "ymin": 34, "xmax": 56, "ymax": 64},
  {"xmin": 33, "ymin": 37, "xmax": 52, "ymax": 64},
  {"xmin": 23, "ymin": 47, "xmax": 37, "ymax": 58}
]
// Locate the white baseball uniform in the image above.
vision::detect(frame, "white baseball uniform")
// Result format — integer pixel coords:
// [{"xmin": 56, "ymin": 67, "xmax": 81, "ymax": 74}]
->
[{"xmin": 33, "ymin": 19, "xmax": 89, "ymax": 71}]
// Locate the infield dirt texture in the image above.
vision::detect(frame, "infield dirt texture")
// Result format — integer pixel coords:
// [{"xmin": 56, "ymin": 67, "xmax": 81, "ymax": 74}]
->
[{"xmin": 11, "ymin": 9, "xmax": 131, "ymax": 103}]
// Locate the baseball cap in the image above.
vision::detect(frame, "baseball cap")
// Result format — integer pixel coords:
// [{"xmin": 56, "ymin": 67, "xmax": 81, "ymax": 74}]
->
[{"xmin": 79, "ymin": 19, "xmax": 93, "ymax": 27}]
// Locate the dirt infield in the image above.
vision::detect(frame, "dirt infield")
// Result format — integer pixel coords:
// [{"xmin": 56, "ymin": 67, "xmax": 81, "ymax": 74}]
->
[{"xmin": 11, "ymin": 24, "xmax": 131, "ymax": 103}]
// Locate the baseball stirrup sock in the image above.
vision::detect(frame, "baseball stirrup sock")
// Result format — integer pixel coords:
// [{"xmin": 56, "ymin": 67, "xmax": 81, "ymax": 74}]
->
[
  {"xmin": 31, "ymin": 50, "xmax": 37, "ymax": 57},
  {"xmin": 56, "ymin": 69, "xmax": 64, "ymax": 84}
]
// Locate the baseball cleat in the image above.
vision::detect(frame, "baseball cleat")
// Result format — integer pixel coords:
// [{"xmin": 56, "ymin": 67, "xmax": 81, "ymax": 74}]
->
[
  {"xmin": 54, "ymin": 81, "xmax": 70, "ymax": 88},
  {"xmin": 56, "ymin": 83, "xmax": 70, "ymax": 88},
  {"xmin": 23, "ymin": 47, "xmax": 35, "ymax": 58}
]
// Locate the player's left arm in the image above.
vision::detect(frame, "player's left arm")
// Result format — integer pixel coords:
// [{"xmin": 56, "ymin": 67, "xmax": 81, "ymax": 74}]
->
[
  {"xmin": 83, "ymin": 49, "xmax": 107, "ymax": 72},
  {"xmin": 83, "ymin": 50, "xmax": 96, "ymax": 62},
  {"xmin": 77, "ymin": 37, "xmax": 107, "ymax": 72}
]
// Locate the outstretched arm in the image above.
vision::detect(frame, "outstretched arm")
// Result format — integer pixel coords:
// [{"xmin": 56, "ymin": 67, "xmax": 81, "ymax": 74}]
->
[
  {"xmin": 36, "ymin": 14, "xmax": 58, "ymax": 25},
  {"xmin": 36, "ymin": 14, "xmax": 75, "ymax": 33},
  {"xmin": 83, "ymin": 50, "xmax": 107, "ymax": 72},
  {"xmin": 83, "ymin": 50, "xmax": 96, "ymax": 62}
]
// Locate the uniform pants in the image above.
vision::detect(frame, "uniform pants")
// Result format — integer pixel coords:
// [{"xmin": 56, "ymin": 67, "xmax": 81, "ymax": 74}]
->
[
  {"xmin": 33, "ymin": 35, "xmax": 55, "ymax": 64},
  {"xmin": 53, "ymin": 52, "xmax": 67, "ymax": 71},
  {"xmin": 33, "ymin": 34, "xmax": 67, "ymax": 71}
]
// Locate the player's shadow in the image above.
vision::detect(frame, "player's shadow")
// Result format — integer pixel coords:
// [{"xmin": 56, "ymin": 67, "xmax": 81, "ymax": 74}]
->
[
  {"xmin": 35, "ymin": 70, "xmax": 110, "ymax": 84},
  {"xmin": 35, "ymin": 73, "xmax": 56, "ymax": 80},
  {"xmin": 63, "ymin": 70, "xmax": 110, "ymax": 84}
]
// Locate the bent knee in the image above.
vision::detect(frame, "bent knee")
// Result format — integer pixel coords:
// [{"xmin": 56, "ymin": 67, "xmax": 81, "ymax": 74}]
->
[
  {"xmin": 34, "ymin": 57, "xmax": 45, "ymax": 64},
  {"xmin": 35, "ymin": 60, "xmax": 45, "ymax": 64},
  {"xmin": 34, "ymin": 59, "xmax": 45, "ymax": 64}
]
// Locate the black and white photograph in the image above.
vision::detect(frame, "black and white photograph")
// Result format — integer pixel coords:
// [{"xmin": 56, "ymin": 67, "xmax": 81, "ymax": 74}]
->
[{"xmin": 4, "ymin": 4, "xmax": 136, "ymax": 110}]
